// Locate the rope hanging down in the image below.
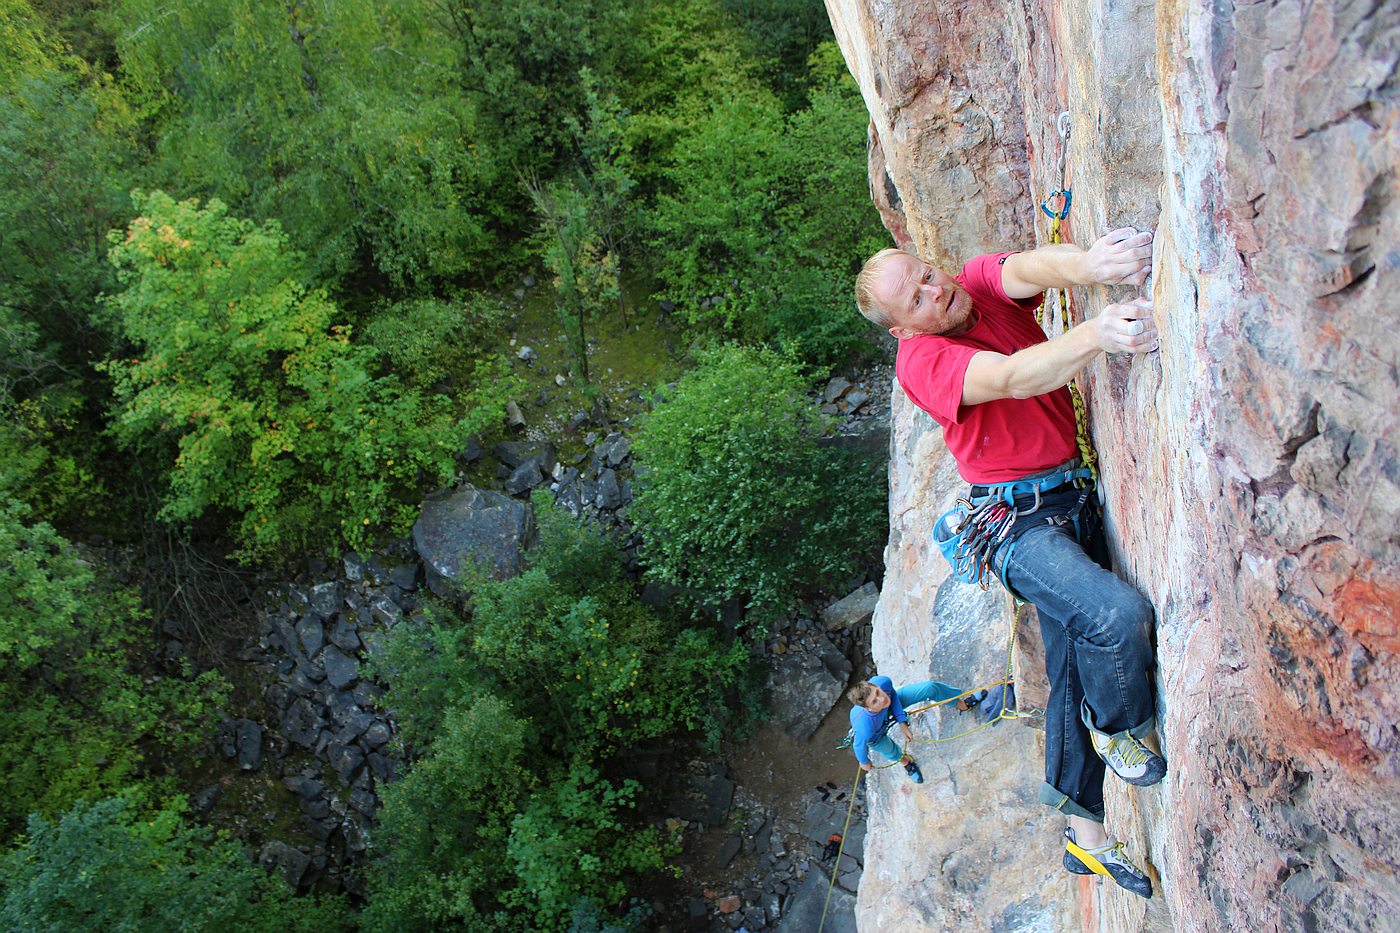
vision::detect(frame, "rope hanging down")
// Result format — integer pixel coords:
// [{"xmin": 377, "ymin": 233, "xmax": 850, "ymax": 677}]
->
[{"xmin": 1036, "ymin": 110, "xmax": 1099, "ymax": 486}]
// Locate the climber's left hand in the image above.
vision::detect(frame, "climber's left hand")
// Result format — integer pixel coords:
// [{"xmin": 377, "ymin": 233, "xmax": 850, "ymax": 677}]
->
[{"xmin": 1084, "ymin": 227, "xmax": 1153, "ymax": 287}]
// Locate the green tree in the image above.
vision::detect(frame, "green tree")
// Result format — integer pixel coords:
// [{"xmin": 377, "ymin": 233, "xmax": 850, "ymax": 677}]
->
[
  {"xmin": 631, "ymin": 345, "xmax": 886, "ymax": 616},
  {"xmin": 0, "ymin": 797, "xmax": 351, "ymax": 932},
  {"xmin": 102, "ymin": 191, "xmax": 491, "ymax": 560},
  {"xmin": 112, "ymin": 0, "xmax": 500, "ymax": 288},
  {"xmin": 364, "ymin": 498, "xmax": 747, "ymax": 931},
  {"xmin": 643, "ymin": 40, "xmax": 887, "ymax": 366},
  {"xmin": 361, "ymin": 695, "xmax": 533, "ymax": 933}
]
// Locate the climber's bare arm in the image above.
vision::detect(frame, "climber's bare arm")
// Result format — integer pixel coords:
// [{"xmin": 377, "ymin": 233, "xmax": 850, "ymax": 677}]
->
[
  {"xmin": 1000, "ymin": 228, "xmax": 1153, "ymax": 299},
  {"xmin": 961, "ymin": 297, "xmax": 1157, "ymax": 406}
]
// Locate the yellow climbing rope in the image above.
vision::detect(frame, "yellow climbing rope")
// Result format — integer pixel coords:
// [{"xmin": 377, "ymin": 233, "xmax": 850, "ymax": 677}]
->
[
  {"xmin": 866, "ymin": 599, "xmax": 1041, "ymax": 770},
  {"xmin": 816, "ymin": 766, "xmax": 863, "ymax": 933},
  {"xmin": 1036, "ymin": 111, "xmax": 1099, "ymax": 487}
]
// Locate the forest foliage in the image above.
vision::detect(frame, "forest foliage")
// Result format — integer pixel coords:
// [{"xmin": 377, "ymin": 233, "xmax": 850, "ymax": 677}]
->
[{"xmin": 0, "ymin": 0, "xmax": 889, "ymax": 927}]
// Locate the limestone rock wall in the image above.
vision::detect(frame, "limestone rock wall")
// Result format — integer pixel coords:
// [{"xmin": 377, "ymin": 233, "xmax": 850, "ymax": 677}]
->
[{"xmin": 825, "ymin": 0, "xmax": 1399, "ymax": 929}]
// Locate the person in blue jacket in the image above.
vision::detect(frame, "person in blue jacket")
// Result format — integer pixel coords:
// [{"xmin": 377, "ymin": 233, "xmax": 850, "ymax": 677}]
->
[{"xmin": 847, "ymin": 676, "xmax": 982, "ymax": 782}]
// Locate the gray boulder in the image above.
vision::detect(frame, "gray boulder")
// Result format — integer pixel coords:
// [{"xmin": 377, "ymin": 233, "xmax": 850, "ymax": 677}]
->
[
  {"xmin": 767, "ymin": 635, "xmax": 851, "ymax": 740},
  {"xmin": 361, "ymin": 721, "xmax": 392, "ymax": 750},
  {"xmin": 329, "ymin": 742, "xmax": 365, "ymax": 785},
  {"xmin": 672, "ymin": 765, "xmax": 734, "ymax": 827},
  {"xmin": 281, "ymin": 698, "xmax": 324, "ymax": 748},
  {"xmin": 328, "ymin": 618, "xmax": 361, "ymax": 653},
  {"xmin": 235, "ymin": 720, "xmax": 263, "ymax": 771},
  {"xmin": 308, "ymin": 582, "xmax": 342, "ymax": 617},
  {"xmin": 295, "ymin": 615, "xmax": 324, "ymax": 657},
  {"xmin": 505, "ymin": 460, "xmax": 545, "ymax": 496},
  {"xmin": 820, "ymin": 582, "xmax": 880, "ymax": 631},
  {"xmin": 412, "ymin": 484, "xmax": 535, "ymax": 590},
  {"xmin": 283, "ymin": 775, "xmax": 325, "ymax": 800},
  {"xmin": 596, "ymin": 468, "xmax": 623, "ymax": 510},
  {"xmin": 322, "ymin": 646, "xmax": 359, "ymax": 690},
  {"xmin": 258, "ymin": 841, "xmax": 311, "ymax": 890}
]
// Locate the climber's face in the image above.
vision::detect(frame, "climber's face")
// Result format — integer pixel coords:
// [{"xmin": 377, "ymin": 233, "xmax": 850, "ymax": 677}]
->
[
  {"xmin": 874, "ymin": 253, "xmax": 974, "ymax": 339},
  {"xmin": 863, "ymin": 690, "xmax": 891, "ymax": 713}
]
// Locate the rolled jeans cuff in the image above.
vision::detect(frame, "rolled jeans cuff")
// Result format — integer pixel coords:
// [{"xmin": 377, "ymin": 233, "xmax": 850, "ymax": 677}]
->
[
  {"xmin": 1082, "ymin": 698, "xmax": 1157, "ymax": 743},
  {"xmin": 1039, "ymin": 782, "xmax": 1105, "ymax": 823},
  {"xmin": 1129, "ymin": 715, "xmax": 1157, "ymax": 741}
]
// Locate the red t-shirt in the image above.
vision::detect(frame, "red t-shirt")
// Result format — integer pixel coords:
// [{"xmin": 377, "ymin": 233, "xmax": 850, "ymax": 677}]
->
[{"xmin": 895, "ymin": 252, "xmax": 1077, "ymax": 483}]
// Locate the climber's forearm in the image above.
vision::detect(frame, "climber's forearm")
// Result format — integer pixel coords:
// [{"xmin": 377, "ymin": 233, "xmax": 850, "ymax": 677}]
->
[
  {"xmin": 1001, "ymin": 228, "xmax": 1154, "ymax": 299},
  {"xmin": 960, "ymin": 297, "xmax": 1158, "ymax": 406},
  {"xmin": 1000, "ymin": 245, "xmax": 1091, "ymax": 298},
  {"xmin": 961, "ymin": 325, "xmax": 1101, "ymax": 406}
]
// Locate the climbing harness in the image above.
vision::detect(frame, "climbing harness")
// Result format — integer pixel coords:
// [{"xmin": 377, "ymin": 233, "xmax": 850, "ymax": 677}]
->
[
  {"xmin": 1037, "ymin": 110, "xmax": 1100, "ymax": 485},
  {"xmin": 933, "ymin": 466, "xmax": 1094, "ymax": 591}
]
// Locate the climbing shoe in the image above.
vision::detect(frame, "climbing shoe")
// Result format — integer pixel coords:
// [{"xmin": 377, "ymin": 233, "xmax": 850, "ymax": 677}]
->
[
  {"xmin": 956, "ymin": 689, "xmax": 988, "ymax": 712},
  {"xmin": 1062, "ymin": 828, "xmax": 1153, "ymax": 899},
  {"xmin": 1088, "ymin": 729, "xmax": 1166, "ymax": 787},
  {"xmin": 903, "ymin": 758, "xmax": 925, "ymax": 784}
]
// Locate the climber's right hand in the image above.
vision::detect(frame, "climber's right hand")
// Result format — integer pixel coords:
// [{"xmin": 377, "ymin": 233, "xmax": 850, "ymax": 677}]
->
[
  {"xmin": 860, "ymin": 762, "xmax": 873, "ymax": 773},
  {"xmin": 1095, "ymin": 297, "xmax": 1158, "ymax": 355}
]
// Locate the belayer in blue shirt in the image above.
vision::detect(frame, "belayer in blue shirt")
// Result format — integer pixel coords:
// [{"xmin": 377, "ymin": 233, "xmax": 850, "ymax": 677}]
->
[{"xmin": 847, "ymin": 675, "xmax": 984, "ymax": 783}]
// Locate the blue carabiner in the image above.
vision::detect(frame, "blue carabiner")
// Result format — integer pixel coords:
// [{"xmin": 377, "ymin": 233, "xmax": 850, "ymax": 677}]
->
[{"xmin": 1040, "ymin": 188, "xmax": 1072, "ymax": 220}]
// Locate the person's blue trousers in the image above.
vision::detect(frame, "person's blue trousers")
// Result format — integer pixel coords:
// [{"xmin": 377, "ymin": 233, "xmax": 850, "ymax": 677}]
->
[
  {"xmin": 998, "ymin": 521, "xmax": 1156, "ymax": 822},
  {"xmin": 866, "ymin": 680, "xmax": 965, "ymax": 763}
]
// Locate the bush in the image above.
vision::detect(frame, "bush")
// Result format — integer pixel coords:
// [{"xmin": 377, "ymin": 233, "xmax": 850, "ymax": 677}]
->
[
  {"xmin": 363, "ymin": 497, "xmax": 748, "ymax": 931},
  {"xmin": 630, "ymin": 345, "xmax": 886, "ymax": 617},
  {"xmin": 0, "ymin": 445, "xmax": 228, "ymax": 834},
  {"xmin": 0, "ymin": 797, "xmax": 351, "ymax": 932},
  {"xmin": 645, "ymin": 43, "xmax": 888, "ymax": 367},
  {"xmin": 102, "ymin": 192, "xmax": 495, "ymax": 561}
]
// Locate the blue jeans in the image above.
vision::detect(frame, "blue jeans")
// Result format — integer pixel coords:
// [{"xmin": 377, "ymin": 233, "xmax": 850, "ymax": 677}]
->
[
  {"xmin": 997, "ymin": 521, "xmax": 1156, "ymax": 822},
  {"xmin": 866, "ymin": 680, "xmax": 965, "ymax": 763}
]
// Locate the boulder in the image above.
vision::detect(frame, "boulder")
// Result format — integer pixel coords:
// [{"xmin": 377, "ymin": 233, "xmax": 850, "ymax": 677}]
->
[
  {"xmin": 820, "ymin": 582, "xmax": 880, "ymax": 631},
  {"xmin": 283, "ymin": 775, "xmax": 325, "ymax": 801},
  {"xmin": 328, "ymin": 618, "xmax": 361, "ymax": 653},
  {"xmin": 234, "ymin": 719, "xmax": 263, "ymax": 771},
  {"xmin": 308, "ymin": 582, "xmax": 342, "ymax": 618},
  {"xmin": 258, "ymin": 841, "xmax": 311, "ymax": 890},
  {"xmin": 595, "ymin": 468, "xmax": 624, "ymax": 510},
  {"xmin": 672, "ymin": 765, "xmax": 734, "ymax": 827},
  {"xmin": 329, "ymin": 743, "xmax": 365, "ymax": 785},
  {"xmin": 321, "ymin": 645, "xmax": 359, "ymax": 690},
  {"xmin": 368, "ymin": 594, "xmax": 402, "ymax": 627},
  {"xmin": 412, "ymin": 484, "xmax": 535, "ymax": 590},
  {"xmin": 766, "ymin": 637, "xmax": 850, "ymax": 740},
  {"xmin": 361, "ymin": 721, "xmax": 392, "ymax": 750},
  {"xmin": 505, "ymin": 460, "xmax": 545, "ymax": 496},
  {"xmin": 823, "ymin": 376, "xmax": 853, "ymax": 402},
  {"xmin": 295, "ymin": 615, "xmax": 324, "ymax": 657},
  {"xmin": 190, "ymin": 784, "xmax": 221, "ymax": 820},
  {"xmin": 281, "ymin": 698, "xmax": 324, "ymax": 748}
]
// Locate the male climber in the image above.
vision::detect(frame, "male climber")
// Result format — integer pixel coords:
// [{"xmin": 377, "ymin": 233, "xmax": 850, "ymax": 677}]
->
[
  {"xmin": 846, "ymin": 676, "xmax": 983, "ymax": 782},
  {"xmin": 853, "ymin": 228, "xmax": 1163, "ymax": 898}
]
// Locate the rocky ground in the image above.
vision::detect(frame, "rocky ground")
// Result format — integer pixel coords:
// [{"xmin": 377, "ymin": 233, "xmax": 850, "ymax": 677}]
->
[{"xmin": 177, "ymin": 338, "xmax": 898, "ymax": 928}]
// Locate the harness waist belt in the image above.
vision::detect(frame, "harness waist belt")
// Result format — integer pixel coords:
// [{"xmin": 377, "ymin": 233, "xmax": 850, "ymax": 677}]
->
[{"xmin": 969, "ymin": 467, "xmax": 1093, "ymax": 503}]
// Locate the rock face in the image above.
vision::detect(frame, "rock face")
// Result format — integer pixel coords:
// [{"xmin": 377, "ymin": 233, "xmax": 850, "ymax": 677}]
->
[{"xmin": 826, "ymin": 0, "xmax": 1399, "ymax": 930}]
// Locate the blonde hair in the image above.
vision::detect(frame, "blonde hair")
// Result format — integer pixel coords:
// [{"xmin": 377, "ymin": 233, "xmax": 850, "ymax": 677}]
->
[
  {"xmin": 854, "ymin": 247, "xmax": 910, "ymax": 328},
  {"xmin": 847, "ymin": 682, "xmax": 881, "ymax": 707}
]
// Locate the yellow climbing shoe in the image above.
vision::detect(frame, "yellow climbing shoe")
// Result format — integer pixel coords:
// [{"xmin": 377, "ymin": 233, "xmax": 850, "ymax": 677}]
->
[{"xmin": 1062, "ymin": 828, "xmax": 1153, "ymax": 899}]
